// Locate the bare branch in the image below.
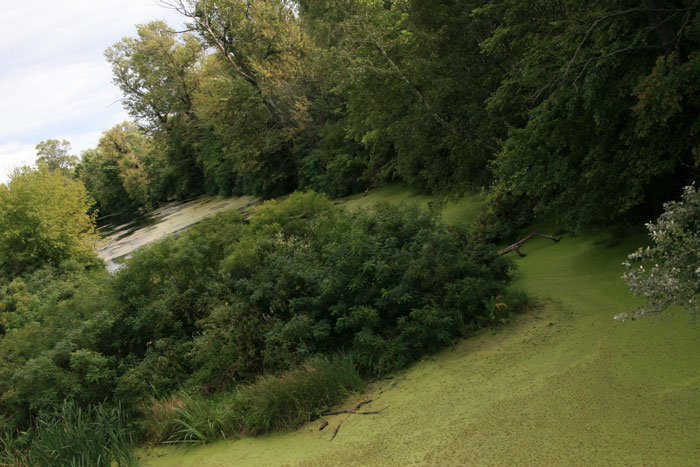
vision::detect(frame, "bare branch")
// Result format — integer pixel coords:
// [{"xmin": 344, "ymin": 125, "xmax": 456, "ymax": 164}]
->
[{"xmin": 498, "ymin": 232, "xmax": 560, "ymax": 257}]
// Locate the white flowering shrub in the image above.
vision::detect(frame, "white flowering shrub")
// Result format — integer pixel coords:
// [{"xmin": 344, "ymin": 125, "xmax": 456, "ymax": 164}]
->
[{"xmin": 620, "ymin": 184, "xmax": 699, "ymax": 321}]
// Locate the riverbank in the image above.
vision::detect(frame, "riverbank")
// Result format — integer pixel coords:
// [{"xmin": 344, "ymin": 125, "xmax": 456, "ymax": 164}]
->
[{"xmin": 138, "ymin": 189, "xmax": 699, "ymax": 466}]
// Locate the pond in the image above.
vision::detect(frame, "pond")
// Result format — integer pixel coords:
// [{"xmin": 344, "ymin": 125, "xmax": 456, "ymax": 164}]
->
[{"xmin": 96, "ymin": 195, "xmax": 259, "ymax": 272}]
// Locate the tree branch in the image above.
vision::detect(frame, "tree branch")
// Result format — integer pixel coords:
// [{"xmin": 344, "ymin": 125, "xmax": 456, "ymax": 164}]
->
[{"xmin": 497, "ymin": 232, "xmax": 560, "ymax": 257}]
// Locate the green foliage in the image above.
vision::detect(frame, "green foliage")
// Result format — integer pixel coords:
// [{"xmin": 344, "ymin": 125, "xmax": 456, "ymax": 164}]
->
[
  {"xmin": 0, "ymin": 188, "xmax": 513, "ymax": 453},
  {"xmin": 106, "ymin": 20, "xmax": 205, "ymax": 200},
  {"xmin": 297, "ymin": 120, "xmax": 369, "ymax": 197},
  {"xmin": 484, "ymin": 0, "xmax": 700, "ymax": 229},
  {"xmin": 98, "ymin": 1, "xmax": 700, "ymax": 229},
  {"xmin": 622, "ymin": 184, "xmax": 700, "ymax": 320},
  {"xmin": 0, "ymin": 264, "xmax": 118, "ymax": 429},
  {"xmin": 300, "ymin": 0, "xmax": 502, "ymax": 193},
  {"xmin": 0, "ymin": 166, "xmax": 98, "ymax": 278},
  {"xmin": 142, "ymin": 355, "xmax": 362, "ymax": 443},
  {"xmin": 34, "ymin": 139, "xmax": 79, "ymax": 175},
  {"xmin": 186, "ymin": 192, "xmax": 511, "ymax": 381},
  {"xmin": 0, "ymin": 402, "xmax": 136, "ymax": 467},
  {"xmin": 76, "ymin": 122, "xmax": 161, "ymax": 218}
]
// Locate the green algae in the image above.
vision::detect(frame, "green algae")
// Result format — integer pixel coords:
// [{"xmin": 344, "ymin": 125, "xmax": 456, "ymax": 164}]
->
[
  {"xmin": 339, "ymin": 183, "xmax": 483, "ymax": 226},
  {"xmin": 96, "ymin": 195, "xmax": 259, "ymax": 271},
  {"xmin": 139, "ymin": 189, "xmax": 699, "ymax": 466}
]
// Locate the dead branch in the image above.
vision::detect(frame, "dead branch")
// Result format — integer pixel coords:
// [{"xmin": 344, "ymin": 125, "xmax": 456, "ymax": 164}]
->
[
  {"xmin": 323, "ymin": 406, "xmax": 389, "ymax": 416},
  {"xmin": 354, "ymin": 399, "xmax": 373, "ymax": 410},
  {"xmin": 497, "ymin": 232, "xmax": 560, "ymax": 257},
  {"xmin": 319, "ymin": 420, "xmax": 329, "ymax": 431},
  {"xmin": 329, "ymin": 417, "xmax": 346, "ymax": 441}
]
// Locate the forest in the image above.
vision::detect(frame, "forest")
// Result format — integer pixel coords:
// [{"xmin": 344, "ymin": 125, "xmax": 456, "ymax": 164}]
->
[{"xmin": 1, "ymin": 1, "xmax": 699, "ymax": 465}]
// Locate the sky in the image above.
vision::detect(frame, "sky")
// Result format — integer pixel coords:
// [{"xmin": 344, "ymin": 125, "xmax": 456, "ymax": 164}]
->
[{"xmin": 0, "ymin": 0, "xmax": 185, "ymax": 180}]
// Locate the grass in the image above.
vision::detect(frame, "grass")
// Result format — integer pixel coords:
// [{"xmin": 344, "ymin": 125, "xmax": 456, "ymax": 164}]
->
[
  {"xmin": 139, "ymin": 184, "xmax": 699, "ymax": 466},
  {"xmin": 142, "ymin": 356, "xmax": 363, "ymax": 445},
  {"xmin": 0, "ymin": 402, "xmax": 137, "ymax": 467}
]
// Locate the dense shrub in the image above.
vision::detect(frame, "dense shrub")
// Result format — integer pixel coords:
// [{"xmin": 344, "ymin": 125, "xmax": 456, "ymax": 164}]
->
[
  {"xmin": 0, "ymin": 191, "xmax": 515, "ymax": 453},
  {"xmin": 97, "ymin": 192, "xmax": 513, "ymax": 399},
  {"xmin": 186, "ymin": 192, "xmax": 513, "ymax": 386},
  {"xmin": 0, "ymin": 166, "xmax": 98, "ymax": 279}
]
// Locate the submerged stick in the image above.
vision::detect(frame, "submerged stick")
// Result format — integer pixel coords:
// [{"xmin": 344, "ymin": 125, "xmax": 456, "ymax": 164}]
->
[
  {"xmin": 327, "ymin": 406, "xmax": 389, "ymax": 441},
  {"xmin": 354, "ymin": 399, "xmax": 373, "ymax": 410},
  {"xmin": 330, "ymin": 422, "xmax": 342, "ymax": 441},
  {"xmin": 323, "ymin": 406, "xmax": 389, "ymax": 416},
  {"xmin": 330, "ymin": 415, "xmax": 351, "ymax": 441},
  {"xmin": 497, "ymin": 232, "xmax": 560, "ymax": 257}
]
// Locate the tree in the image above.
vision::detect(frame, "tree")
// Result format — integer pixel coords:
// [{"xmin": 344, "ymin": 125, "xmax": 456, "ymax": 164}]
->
[
  {"xmin": 35, "ymin": 139, "xmax": 79, "ymax": 175},
  {"xmin": 163, "ymin": 0, "xmax": 310, "ymax": 130},
  {"xmin": 299, "ymin": 0, "xmax": 503, "ymax": 193},
  {"xmin": 621, "ymin": 184, "xmax": 700, "ymax": 321},
  {"xmin": 484, "ymin": 0, "xmax": 700, "ymax": 229},
  {"xmin": 0, "ymin": 166, "xmax": 98, "ymax": 278},
  {"xmin": 106, "ymin": 21, "xmax": 205, "ymax": 198},
  {"xmin": 161, "ymin": 0, "xmax": 313, "ymax": 197},
  {"xmin": 75, "ymin": 123, "xmax": 157, "ymax": 217}
]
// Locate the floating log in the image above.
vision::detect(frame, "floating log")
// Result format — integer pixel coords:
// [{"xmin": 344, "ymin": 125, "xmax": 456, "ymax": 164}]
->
[{"xmin": 497, "ymin": 232, "xmax": 560, "ymax": 257}]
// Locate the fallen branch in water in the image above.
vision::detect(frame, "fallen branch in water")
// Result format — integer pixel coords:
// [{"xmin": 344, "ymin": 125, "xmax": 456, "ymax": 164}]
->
[
  {"xmin": 326, "ymin": 402, "xmax": 389, "ymax": 441},
  {"xmin": 329, "ymin": 417, "xmax": 347, "ymax": 441},
  {"xmin": 355, "ymin": 399, "xmax": 373, "ymax": 410},
  {"xmin": 497, "ymin": 232, "xmax": 560, "ymax": 257},
  {"xmin": 323, "ymin": 406, "xmax": 388, "ymax": 416}
]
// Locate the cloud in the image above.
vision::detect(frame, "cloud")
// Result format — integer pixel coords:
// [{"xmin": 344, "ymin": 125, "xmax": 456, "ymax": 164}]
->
[
  {"xmin": 0, "ymin": 129, "xmax": 109, "ymax": 181},
  {"xmin": 0, "ymin": 142, "xmax": 36, "ymax": 181},
  {"xmin": 0, "ymin": 60, "xmax": 126, "ymax": 142},
  {"xmin": 0, "ymin": 0, "xmax": 185, "ymax": 178}
]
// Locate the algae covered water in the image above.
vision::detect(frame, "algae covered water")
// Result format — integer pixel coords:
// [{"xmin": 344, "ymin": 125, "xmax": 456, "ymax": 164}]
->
[
  {"xmin": 139, "ymin": 191, "xmax": 700, "ymax": 466},
  {"xmin": 96, "ymin": 195, "xmax": 258, "ymax": 272}
]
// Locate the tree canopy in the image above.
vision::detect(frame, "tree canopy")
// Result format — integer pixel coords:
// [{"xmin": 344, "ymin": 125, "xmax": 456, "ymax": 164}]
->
[
  {"xmin": 34, "ymin": 139, "xmax": 79, "ymax": 175},
  {"xmin": 0, "ymin": 166, "xmax": 98, "ymax": 279},
  {"xmin": 93, "ymin": 0, "xmax": 700, "ymax": 229}
]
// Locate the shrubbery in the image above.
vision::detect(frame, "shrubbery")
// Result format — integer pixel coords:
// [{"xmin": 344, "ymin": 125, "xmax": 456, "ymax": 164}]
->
[
  {"xmin": 0, "ymin": 191, "xmax": 516, "ymax": 452},
  {"xmin": 622, "ymin": 184, "xmax": 700, "ymax": 320}
]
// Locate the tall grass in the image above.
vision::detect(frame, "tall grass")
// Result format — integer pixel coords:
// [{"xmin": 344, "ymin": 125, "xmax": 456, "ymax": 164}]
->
[
  {"xmin": 144, "ymin": 355, "xmax": 362, "ymax": 444},
  {"xmin": 0, "ymin": 402, "xmax": 137, "ymax": 467}
]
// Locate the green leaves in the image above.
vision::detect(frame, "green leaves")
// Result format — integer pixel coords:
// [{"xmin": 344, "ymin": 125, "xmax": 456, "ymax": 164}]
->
[
  {"xmin": 0, "ymin": 167, "xmax": 97, "ymax": 278},
  {"xmin": 486, "ymin": 0, "xmax": 700, "ymax": 229},
  {"xmin": 622, "ymin": 184, "xmax": 700, "ymax": 320}
]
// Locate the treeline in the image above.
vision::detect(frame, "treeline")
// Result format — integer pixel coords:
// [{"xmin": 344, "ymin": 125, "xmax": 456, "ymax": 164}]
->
[{"xmin": 67, "ymin": 0, "xmax": 700, "ymax": 231}]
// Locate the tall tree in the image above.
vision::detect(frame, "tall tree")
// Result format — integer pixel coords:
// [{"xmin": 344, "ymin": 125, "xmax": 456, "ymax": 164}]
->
[
  {"xmin": 299, "ymin": 0, "xmax": 504, "ymax": 193},
  {"xmin": 34, "ymin": 139, "xmax": 79, "ymax": 175},
  {"xmin": 76, "ymin": 123, "xmax": 157, "ymax": 217},
  {"xmin": 160, "ymin": 0, "xmax": 314, "ymax": 197},
  {"xmin": 106, "ymin": 21, "xmax": 205, "ymax": 197},
  {"xmin": 162, "ymin": 0, "xmax": 310, "ymax": 131}
]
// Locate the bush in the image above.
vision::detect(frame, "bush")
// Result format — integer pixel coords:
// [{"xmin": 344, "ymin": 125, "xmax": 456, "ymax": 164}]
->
[
  {"xmin": 622, "ymin": 184, "xmax": 700, "ymax": 320},
  {"xmin": 191, "ymin": 193, "xmax": 513, "ymax": 383},
  {"xmin": 0, "ymin": 166, "xmax": 98, "ymax": 279},
  {"xmin": 0, "ymin": 190, "xmax": 515, "ymax": 443},
  {"xmin": 143, "ymin": 355, "xmax": 362, "ymax": 444}
]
